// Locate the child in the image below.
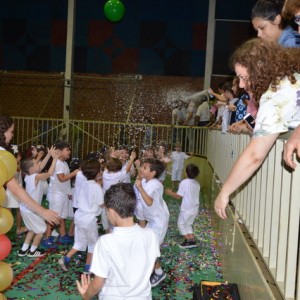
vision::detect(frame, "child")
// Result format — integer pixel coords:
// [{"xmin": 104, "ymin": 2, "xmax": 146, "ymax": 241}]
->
[
  {"xmin": 155, "ymin": 143, "xmax": 171, "ymax": 183},
  {"xmin": 165, "ymin": 164, "xmax": 200, "ymax": 249},
  {"xmin": 18, "ymin": 147, "xmax": 61, "ymax": 257},
  {"xmin": 135, "ymin": 158, "xmax": 169, "ymax": 287},
  {"xmin": 43, "ymin": 140, "xmax": 79, "ymax": 248},
  {"xmin": 76, "ymin": 183, "xmax": 160, "ymax": 299},
  {"xmin": 58, "ymin": 159, "xmax": 104, "ymax": 274},
  {"xmin": 101, "ymin": 151, "xmax": 136, "ymax": 233},
  {"xmin": 170, "ymin": 143, "xmax": 191, "ymax": 189}
]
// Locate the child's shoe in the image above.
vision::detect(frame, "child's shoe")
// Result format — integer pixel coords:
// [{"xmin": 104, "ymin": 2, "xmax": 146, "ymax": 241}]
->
[
  {"xmin": 150, "ymin": 271, "xmax": 166, "ymax": 287},
  {"xmin": 18, "ymin": 248, "xmax": 29, "ymax": 257},
  {"xmin": 57, "ymin": 235, "xmax": 73, "ymax": 244},
  {"xmin": 58, "ymin": 256, "xmax": 70, "ymax": 271},
  {"xmin": 179, "ymin": 239, "xmax": 197, "ymax": 249},
  {"xmin": 27, "ymin": 248, "xmax": 46, "ymax": 258},
  {"xmin": 41, "ymin": 237, "xmax": 57, "ymax": 249}
]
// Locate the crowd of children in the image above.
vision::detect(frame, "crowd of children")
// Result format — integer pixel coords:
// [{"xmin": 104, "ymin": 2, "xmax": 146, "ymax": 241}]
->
[{"xmin": 1, "ymin": 113, "xmax": 201, "ymax": 298}]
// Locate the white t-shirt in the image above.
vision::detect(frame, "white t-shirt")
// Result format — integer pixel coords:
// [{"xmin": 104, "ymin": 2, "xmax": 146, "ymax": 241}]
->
[
  {"xmin": 74, "ymin": 180, "xmax": 104, "ymax": 229},
  {"xmin": 196, "ymin": 101, "xmax": 210, "ymax": 122},
  {"xmin": 102, "ymin": 170, "xmax": 128, "ymax": 194},
  {"xmin": 177, "ymin": 178, "xmax": 200, "ymax": 212},
  {"xmin": 171, "ymin": 151, "xmax": 189, "ymax": 171},
  {"xmin": 91, "ymin": 224, "xmax": 160, "ymax": 300},
  {"xmin": 253, "ymin": 74, "xmax": 300, "ymax": 137},
  {"xmin": 48, "ymin": 160, "xmax": 71, "ymax": 195},
  {"xmin": 73, "ymin": 170, "xmax": 87, "ymax": 208},
  {"xmin": 140, "ymin": 178, "xmax": 169, "ymax": 243},
  {"xmin": 20, "ymin": 173, "xmax": 44, "ymax": 212}
]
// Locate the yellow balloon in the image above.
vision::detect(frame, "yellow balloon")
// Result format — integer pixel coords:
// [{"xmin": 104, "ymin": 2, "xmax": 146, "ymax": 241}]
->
[
  {"xmin": 0, "ymin": 293, "xmax": 7, "ymax": 300},
  {"xmin": 0, "ymin": 151, "xmax": 17, "ymax": 182},
  {"xmin": 0, "ymin": 261, "xmax": 13, "ymax": 291},
  {"xmin": 0, "ymin": 208, "xmax": 13, "ymax": 235},
  {"xmin": 0, "ymin": 188, "xmax": 6, "ymax": 206},
  {"xmin": 0, "ymin": 160, "xmax": 8, "ymax": 187}
]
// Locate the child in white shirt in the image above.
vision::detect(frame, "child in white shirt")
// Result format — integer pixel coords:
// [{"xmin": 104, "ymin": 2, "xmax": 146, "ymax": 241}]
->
[
  {"xmin": 76, "ymin": 183, "xmax": 160, "ymax": 299},
  {"xmin": 165, "ymin": 164, "xmax": 200, "ymax": 249},
  {"xmin": 135, "ymin": 158, "xmax": 169, "ymax": 287},
  {"xmin": 170, "ymin": 143, "xmax": 191, "ymax": 189},
  {"xmin": 101, "ymin": 151, "xmax": 136, "ymax": 232},
  {"xmin": 18, "ymin": 147, "xmax": 61, "ymax": 257},
  {"xmin": 59, "ymin": 159, "xmax": 104, "ymax": 274}
]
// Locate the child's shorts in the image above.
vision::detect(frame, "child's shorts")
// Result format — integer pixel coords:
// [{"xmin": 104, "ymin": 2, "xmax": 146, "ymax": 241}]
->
[
  {"xmin": 171, "ymin": 168, "xmax": 183, "ymax": 182},
  {"xmin": 73, "ymin": 222, "xmax": 98, "ymax": 253},
  {"xmin": 47, "ymin": 193, "xmax": 69, "ymax": 219},
  {"xmin": 20, "ymin": 208, "xmax": 46, "ymax": 234}
]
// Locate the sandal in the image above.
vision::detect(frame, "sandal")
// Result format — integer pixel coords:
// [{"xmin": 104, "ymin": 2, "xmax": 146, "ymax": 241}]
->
[{"xmin": 16, "ymin": 227, "xmax": 28, "ymax": 235}]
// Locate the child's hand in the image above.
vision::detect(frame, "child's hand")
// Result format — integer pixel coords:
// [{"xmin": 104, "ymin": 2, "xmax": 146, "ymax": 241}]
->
[
  {"xmin": 76, "ymin": 274, "xmax": 91, "ymax": 297},
  {"xmin": 130, "ymin": 151, "xmax": 137, "ymax": 161},
  {"xmin": 47, "ymin": 146, "xmax": 55, "ymax": 156},
  {"xmin": 165, "ymin": 188, "xmax": 172, "ymax": 195},
  {"xmin": 52, "ymin": 149, "xmax": 62, "ymax": 159},
  {"xmin": 135, "ymin": 178, "xmax": 142, "ymax": 190}
]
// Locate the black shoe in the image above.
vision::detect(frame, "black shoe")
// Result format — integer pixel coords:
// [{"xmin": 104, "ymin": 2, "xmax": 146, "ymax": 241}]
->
[
  {"xmin": 18, "ymin": 248, "xmax": 29, "ymax": 257},
  {"xmin": 150, "ymin": 271, "xmax": 166, "ymax": 287},
  {"xmin": 179, "ymin": 239, "xmax": 197, "ymax": 249},
  {"xmin": 27, "ymin": 248, "xmax": 46, "ymax": 257}
]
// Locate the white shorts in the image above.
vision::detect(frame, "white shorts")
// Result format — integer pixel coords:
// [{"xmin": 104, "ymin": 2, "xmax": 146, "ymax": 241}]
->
[
  {"xmin": 47, "ymin": 193, "xmax": 69, "ymax": 219},
  {"xmin": 177, "ymin": 209, "xmax": 198, "ymax": 236},
  {"xmin": 171, "ymin": 168, "xmax": 183, "ymax": 182},
  {"xmin": 101, "ymin": 208, "xmax": 110, "ymax": 230},
  {"xmin": 4, "ymin": 189, "xmax": 20, "ymax": 208},
  {"xmin": 134, "ymin": 198, "xmax": 145, "ymax": 221},
  {"xmin": 20, "ymin": 209, "xmax": 46, "ymax": 234},
  {"xmin": 73, "ymin": 222, "xmax": 99, "ymax": 253}
]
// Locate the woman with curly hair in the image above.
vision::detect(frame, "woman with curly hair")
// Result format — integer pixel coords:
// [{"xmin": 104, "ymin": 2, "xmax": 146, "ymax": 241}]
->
[
  {"xmin": 213, "ymin": 38, "xmax": 300, "ymax": 219},
  {"xmin": 282, "ymin": 0, "xmax": 300, "ymax": 33}
]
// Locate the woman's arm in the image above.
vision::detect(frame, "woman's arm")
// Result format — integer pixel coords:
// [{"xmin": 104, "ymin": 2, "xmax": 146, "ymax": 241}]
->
[{"xmin": 214, "ymin": 133, "xmax": 279, "ymax": 219}]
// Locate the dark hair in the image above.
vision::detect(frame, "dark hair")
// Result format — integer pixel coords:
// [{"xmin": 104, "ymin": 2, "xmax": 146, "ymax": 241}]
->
[
  {"xmin": 82, "ymin": 159, "xmax": 100, "ymax": 180},
  {"xmin": 54, "ymin": 140, "xmax": 71, "ymax": 150},
  {"xmin": 142, "ymin": 158, "xmax": 165, "ymax": 178},
  {"xmin": 230, "ymin": 38, "xmax": 300, "ymax": 102},
  {"xmin": 186, "ymin": 164, "xmax": 200, "ymax": 179},
  {"xmin": 0, "ymin": 114, "xmax": 14, "ymax": 149},
  {"xmin": 104, "ymin": 183, "xmax": 136, "ymax": 218},
  {"xmin": 20, "ymin": 158, "xmax": 34, "ymax": 175},
  {"xmin": 251, "ymin": 0, "xmax": 288, "ymax": 29},
  {"xmin": 106, "ymin": 157, "xmax": 122, "ymax": 172},
  {"xmin": 222, "ymin": 81, "xmax": 234, "ymax": 95}
]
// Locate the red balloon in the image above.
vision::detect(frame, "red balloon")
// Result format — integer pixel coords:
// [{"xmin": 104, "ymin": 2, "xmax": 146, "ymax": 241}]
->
[{"xmin": 0, "ymin": 235, "xmax": 12, "ymax": 260}]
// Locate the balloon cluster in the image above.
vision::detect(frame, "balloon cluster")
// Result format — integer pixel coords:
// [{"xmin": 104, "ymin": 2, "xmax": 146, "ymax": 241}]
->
[
  {"xmin": 0, "ymin": 150, "xmax": 17, "ymax": 298},
  {"xmin": 103, "ymin": 0, "xmax": 125, "ymax": 22}
]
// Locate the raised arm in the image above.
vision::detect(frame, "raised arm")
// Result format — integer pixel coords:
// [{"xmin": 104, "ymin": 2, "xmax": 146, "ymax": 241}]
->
[
  {"xmin": 76, "ymin": 274, "xmax": 105, "ymax": 300},
  {"xmin": 214, "ymin": 133, "xmax": 279, "ymax": 219}
]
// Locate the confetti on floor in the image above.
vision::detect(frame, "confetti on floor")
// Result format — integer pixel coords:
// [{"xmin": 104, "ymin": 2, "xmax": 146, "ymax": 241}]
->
[{"xmin": 3, "ymin": 179, "xmax": 222, "ymax": 300}]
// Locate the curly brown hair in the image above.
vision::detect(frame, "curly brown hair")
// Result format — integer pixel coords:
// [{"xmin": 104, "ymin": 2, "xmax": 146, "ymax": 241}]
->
[
  {"xmin": 229, "ymin": 38, "xmax": 300, "ymax": 103},
  {"xmin": 0, "ymin": 114, "xmax": 14, "ymax": 149}
]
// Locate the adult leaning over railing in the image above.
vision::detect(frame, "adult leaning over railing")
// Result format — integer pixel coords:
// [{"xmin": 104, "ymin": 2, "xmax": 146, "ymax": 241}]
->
[{"xmin": 213, "ymin": 38, "xmax": 300, "ymax": 219}]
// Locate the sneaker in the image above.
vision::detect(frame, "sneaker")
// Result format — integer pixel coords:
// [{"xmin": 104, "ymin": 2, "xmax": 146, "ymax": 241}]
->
[
  {"xmin": 57, "ymin": 235, "xmax": 73, "ymax": 245},
  {"xmin": 41, "ymin": 237, "xmax": 58, "ymax": 249},
  {"xmin": 58, "ymin": 256, "xmax": 69, "ymax": 271},
  {"xmin": 27, "ymin": 248, "xmax": 46, "ymax": 258},
  {"xmin": 18, "ymin": 248, "xmax": 29, "ymax": 257},
  {"xmin": 150, "ymin": 271, "xmax": 166, "ymax": 287},
  {"xmin": 179, "ymin": 240, "xmax": 197, "ymax": 249}
]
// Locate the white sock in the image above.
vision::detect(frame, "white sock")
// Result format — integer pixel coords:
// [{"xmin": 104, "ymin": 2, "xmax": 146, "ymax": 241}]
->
[
  {"xmin": 155, "ymin": 267, "xmax": 163, "ymax": 275},
  {"xmin": 22, "ymin": 243, "xmax": 29, "ymax": 251},
  {"xmin": 30, "ymin": 245, "xmax": 37, "ymax": 252}
]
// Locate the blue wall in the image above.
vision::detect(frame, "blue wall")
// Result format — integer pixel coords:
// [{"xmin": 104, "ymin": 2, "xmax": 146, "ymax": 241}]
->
[{"xmin": 0, "ymin": 0, "xmax": 256, "ymax": 76}]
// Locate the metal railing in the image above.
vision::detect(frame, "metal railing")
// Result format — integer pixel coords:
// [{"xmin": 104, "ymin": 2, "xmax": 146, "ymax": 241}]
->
[
  {"xmin": 12, "ymin": 117, "xmax": 208, "ymax": 158},
  {"xmin": 207, "ymin": 130, "xmax": 300, "ymax": 300}
]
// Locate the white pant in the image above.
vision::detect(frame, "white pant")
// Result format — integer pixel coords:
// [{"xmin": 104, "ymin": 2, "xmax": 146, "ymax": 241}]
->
[{"xmin": 177, "ymin": 209, "xmax": 198, "ymax": 235}]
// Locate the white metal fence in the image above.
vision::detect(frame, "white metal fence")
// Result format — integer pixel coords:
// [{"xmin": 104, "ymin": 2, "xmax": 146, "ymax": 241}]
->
[{"xmin": 207, "ymin": 130, "xmax": 300, "ymax": 300}]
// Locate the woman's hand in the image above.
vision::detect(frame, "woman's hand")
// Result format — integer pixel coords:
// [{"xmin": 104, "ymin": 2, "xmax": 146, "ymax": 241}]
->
[{"xmin": 214, "ymin": 192, "xmax": 229, "ymax": 219}]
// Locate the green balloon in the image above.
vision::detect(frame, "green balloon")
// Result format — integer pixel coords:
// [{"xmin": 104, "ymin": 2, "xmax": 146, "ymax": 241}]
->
[{"xmin": 104, "ymin": 0, "xmax": 125, "ymax": 22}]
